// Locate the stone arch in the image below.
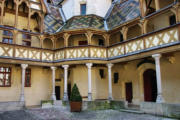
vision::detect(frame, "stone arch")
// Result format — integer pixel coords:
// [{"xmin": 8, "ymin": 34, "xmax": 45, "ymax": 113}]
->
[{"xmin": 137, "ymin": 63, "xmax": 155, "ymax": 102}]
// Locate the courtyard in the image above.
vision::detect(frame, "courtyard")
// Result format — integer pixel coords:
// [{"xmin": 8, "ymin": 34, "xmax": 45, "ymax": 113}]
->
[{"xmin": 0, "ymin": 107, "xmax": 177, "ymax": 120}]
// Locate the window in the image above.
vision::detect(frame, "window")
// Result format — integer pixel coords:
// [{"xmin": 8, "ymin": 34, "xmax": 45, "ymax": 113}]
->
[
  {"xmin": 22, "ymin": 34, "xmax": 31, "ymax": 46},
  {"xmin": 80, "ymin": 4, "xmax": 86, "ymax": 15},
  {"xmin": 98, "ymin": 39, "xmax": 104, "ymax": 46},
  {"xmin": 2, "ymin": 30, "xmax": 13, "ymax": 44},
  {"xmin": 0, "ymin": 67, "xmax": 11, "ymax": 87},
  {"xmin": 114, "ymin": 72, "xmax": 119, "ymax": 84},
  {"xmin": 78, "ymin": 40, "xmax": 88, "ymax": 46},
  {"xmin": 169, "ymin": 15, "xmax": 176, "ymax": 26},
  {"xmin": 25, "ymin": 68, "xmax": 31, "ymax": 87}
]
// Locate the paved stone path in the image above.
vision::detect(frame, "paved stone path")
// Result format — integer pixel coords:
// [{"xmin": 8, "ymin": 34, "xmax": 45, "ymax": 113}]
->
[{"xmin": 0, "ymin": 107, "xmax": 178, "ymax": 120}]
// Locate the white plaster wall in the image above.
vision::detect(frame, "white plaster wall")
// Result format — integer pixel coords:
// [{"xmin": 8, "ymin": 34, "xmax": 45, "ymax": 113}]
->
[
  {"xmin": 62, "ymin": 0, "xmax": 112, "ymax": 19},
  {"xmin": 62, "ymin": 0, "xmax": 74, "ymax": 20}
]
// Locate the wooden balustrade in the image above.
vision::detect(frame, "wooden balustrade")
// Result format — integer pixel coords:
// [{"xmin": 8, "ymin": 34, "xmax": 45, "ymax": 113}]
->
[
  {"xmin": 108, "ymin": 24, "xmax": 179, "ymax": 59},
  {"xmin": 0, "ymin": 24, "xmax": 179, "ymax": 63}
]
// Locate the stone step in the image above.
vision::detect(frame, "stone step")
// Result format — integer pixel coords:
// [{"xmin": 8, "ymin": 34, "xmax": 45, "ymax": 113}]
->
[
  {"xmin": 54, "ymin": 100, "xmax": 62, "ymax": 106},
  {"xmin": 119, "ymin": 109, "xmax": 144, "ymax": 114}
]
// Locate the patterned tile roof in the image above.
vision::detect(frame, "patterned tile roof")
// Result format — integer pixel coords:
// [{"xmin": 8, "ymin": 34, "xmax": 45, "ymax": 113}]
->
[
  {"xmin": 44, "ymin": 5, "xmax": 64, "ymax": 33},
  {"xmin": 106, "ymin": 0, "xmax": 140, "ymax": 30},
  {"xmin": 43, "ymin": 0, "xmax": 141, "ymax": 33},
  {"xmin": 61, "ymin": 15, "xmax": 105, "ymax": 31}
]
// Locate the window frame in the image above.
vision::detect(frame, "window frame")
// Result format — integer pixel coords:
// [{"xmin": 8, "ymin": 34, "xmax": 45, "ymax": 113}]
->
[
  {"xmin": 80, "ymin": 4, "xmax": 86, "ymax": 15},
  {"xmin": 0, "ymin": 67, "xmax": 11, "ymax": 87},
  {"xmin": 22, "ymin": 33, "xmax": 31, "ymax": 46},
  {"xmin": 2, "ymin": 30, "xmax": 13, "ymax": 44},
  {"xmin": 25, "ymin": 68, "xmax": 31, "ymax": 87}
]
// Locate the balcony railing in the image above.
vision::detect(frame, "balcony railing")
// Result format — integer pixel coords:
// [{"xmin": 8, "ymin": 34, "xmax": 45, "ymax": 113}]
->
[
  {"xmin": 0, "ymin": 24, "xmax": 179, "ymax": 63},
  {"xmin": 108, "ymin": 24, "xmax": 179, "ymax": 60}
]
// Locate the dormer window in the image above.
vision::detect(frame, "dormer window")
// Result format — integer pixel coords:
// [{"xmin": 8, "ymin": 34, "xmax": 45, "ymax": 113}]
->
[{"xmin": 80, "ymin": 4, "xmax": 86, "ymax": 15}]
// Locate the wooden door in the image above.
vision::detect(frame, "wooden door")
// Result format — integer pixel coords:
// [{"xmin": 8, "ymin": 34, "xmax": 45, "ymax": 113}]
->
[
  {"xmin": 143, "ymin": 69, "xmax": 157, "ymax": 102},
  {"xmin": 125, "ymin": 82, "xmax": 133, "ymax": 103}
]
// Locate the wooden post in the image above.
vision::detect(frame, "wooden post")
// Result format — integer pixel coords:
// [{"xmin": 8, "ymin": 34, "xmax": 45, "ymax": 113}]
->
[
  {"xmin": 63, "ymin": 33, "xmax": 70, "ymax": 47},
  {"xmin": 155, "ymin": 0, "xmax": 160, "ymax": 11},
  {"xmin": 63, "ymin": 33, "xmax": 70, "ymax": 59},
  {"xmin": 139, "ymin": 0, "xmax": 146, "ymax": 17},
  {"xmin": 28, "ymin": 8, "xmax": 31, "ymax": 31},
  {"xmin": 40, "ymin": 14, "xmax": 44, "ymax": 33},
  {"xmin": 121, "ymin": 26, "xmax": 128, "ymax": 41},
  {"xmin": 103, "ymin": 34, "xmax": 110, "ymax": 47},
  {"xmin": 14, "ymin": 1, "xmax": 19, "ymax": 28},
  {"xmin": 0, "ymin": 1, "xmax": 5, "ymax": 25},
  {"xmin": 85, "ymin": 31, "xmax": 93, "ymax": 45}
]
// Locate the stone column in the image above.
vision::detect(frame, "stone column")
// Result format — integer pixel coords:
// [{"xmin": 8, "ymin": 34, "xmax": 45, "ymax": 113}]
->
[
  {"xmin": 152, "ymin": 54, "xmax": 164, "ymax": 103},
  {"xmin": 62, "ymin": 65, "xmax": 69, "ymax": 101},
  {"xmin": 107, "ymin": 63, "xmax": 114, "ymax": 100},
  {"xmin": 20, "ymin": 64, "xmax": 28, "ymax": 102},
  {"xmin": 86, "ymin": 63, "xmax": 93, "ymax": 101},
  {"xmin": 51, "ymin": 66, "xmax": 57, "ymax": 101}
]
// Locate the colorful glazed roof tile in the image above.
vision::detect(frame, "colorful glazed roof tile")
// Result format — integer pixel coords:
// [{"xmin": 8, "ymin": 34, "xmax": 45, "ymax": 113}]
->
[
  {"xmin": 44, "ymin": 4, "xmax": 64, "ymax": 33},
  {"xmin": 61, "ymin": 15, "xmax": 105, "ymax": 31},
  {"xmin": 44, "ymin": 0, "xmax": 141, "ymax": 33},
  {"xmin": 105, "ymin": 0, "xmax": 140, "ymax": 30}
]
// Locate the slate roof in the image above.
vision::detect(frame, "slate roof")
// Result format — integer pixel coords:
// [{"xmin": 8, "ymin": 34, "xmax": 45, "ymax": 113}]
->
[
  {"xmin": 61, "ymin": 15, "xmax": 105, "ymax": 31},
  {"xmin": 44, "ymin": 4, "xmax": 64, "ymax": 33},
  {"xmin": 52, "ymin": 0, "xmax": 64, "ymax": 6},
  {"xmin": 105, "ymin": 0, "xmax": 140, "ymax": 30}
]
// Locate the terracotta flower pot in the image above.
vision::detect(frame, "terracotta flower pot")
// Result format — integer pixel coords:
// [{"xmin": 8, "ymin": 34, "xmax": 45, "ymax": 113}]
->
[{"xmin": 70, "ymin": 101, "xmax": 82, "ymax": 112}]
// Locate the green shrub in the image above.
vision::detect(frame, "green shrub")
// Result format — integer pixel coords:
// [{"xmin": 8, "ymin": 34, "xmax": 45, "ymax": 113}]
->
[{"xmin": 70, "ymin": 84, "xmax": 82, "ymax": 102}]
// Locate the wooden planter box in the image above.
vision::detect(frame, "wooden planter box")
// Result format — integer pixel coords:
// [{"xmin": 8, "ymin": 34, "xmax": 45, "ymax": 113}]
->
[{"xmin": 70, "ymin": 101, "xmax": 82, "ymax": 112}]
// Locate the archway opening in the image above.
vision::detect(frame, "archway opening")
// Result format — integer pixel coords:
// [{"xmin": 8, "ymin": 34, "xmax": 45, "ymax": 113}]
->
[
  {"xmin": 110, "ymin": 31, "xmax": 123, "ymax": 45},
  {"xmin": 4, "ymin": 0, "xmax": 15, "ymax": 27},
  {"xmin": 18, "ymin": 2, "xmax": 29, "ymax": 30},
  {"xmin": 30, "ymin": 12, "xmax": 41, "ymax": 32},
  {"xmin": 143, "ymin": 69, "xmax": 157, "ymax": 102},
  {"xmin": 68, "ymin": 34, "xmax": 87, "ymax": 47},
  {"xmin": 127, "ymin": 24, "xmax": 142, "ymax": 40},
  {"xmin": 43, "ymin": 38, "xmax": 53, "ymax": 49},
  {"xmin": 91, "ymin": 34, "xmax": 105, "ymax": 46}
]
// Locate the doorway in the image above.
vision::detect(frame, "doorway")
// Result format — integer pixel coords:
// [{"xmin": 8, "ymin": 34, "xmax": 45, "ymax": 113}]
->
[
  {"xmin": 55, "ymin": 86, "xmax": 61, "ymax": 100},
  {"xmin": 125, "ymin": 82, "xmax": 133, "ymax": 103},
  {"xmin": 143, "ymin": 69, "xmax": 157, "ymax": 102},
  {"xmin": 68, "ymin": 84, "xmax": 71, "ymax": 100}
]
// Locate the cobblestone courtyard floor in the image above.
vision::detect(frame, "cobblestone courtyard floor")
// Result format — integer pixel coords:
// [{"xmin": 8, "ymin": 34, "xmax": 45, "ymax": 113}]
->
[{"xmin": 0, "ymin": 107, "xmax": 178, "ymax": 120}]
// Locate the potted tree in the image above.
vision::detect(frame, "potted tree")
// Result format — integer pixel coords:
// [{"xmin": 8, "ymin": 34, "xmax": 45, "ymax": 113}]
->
[{"xmin": 70, "ymin": 84, "xmax": 82, "ymax": 112}]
